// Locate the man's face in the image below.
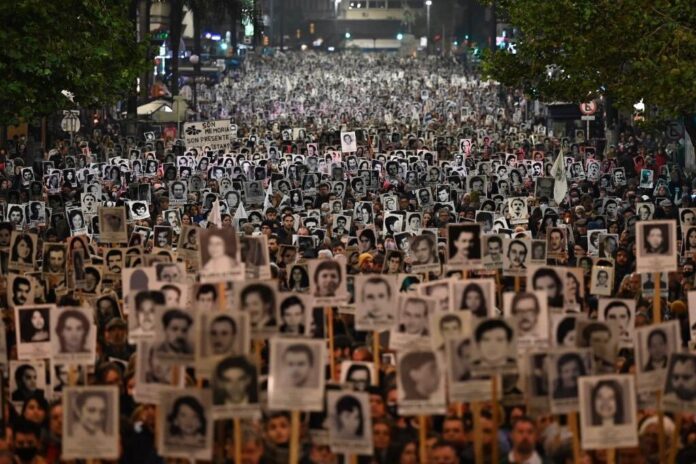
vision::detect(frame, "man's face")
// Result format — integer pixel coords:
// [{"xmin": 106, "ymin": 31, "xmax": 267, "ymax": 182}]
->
[
  {"xmin": 646, "ymin": 228, "xmax": 663, "ymax": 250},
  {"xmin": 0, "ymin": 228, "xmax": 10, "ymax": 246},
  {"xmin": 14, "ymin": 282, "xmax": 30, "ymax": 305},
  {"xmin": 348, "ymin": 369, "xmax": 370, "ymax": 391},
  {"xmin": 514, "ymin": 296, "xmax": 539, "ymax": 333},
  {"xmin": 511, "ymin": 200, "xmax": 524, "ymax": 216},
  {"xmin": 414, "ymin": 239, "xmax": 432, "ymax": 263},
  {"xmin": 10, "ymin": 210, "xmax": 21, "ymax": 223},
  {"xmin": 479, "ymin": 327, "xmax": 509, "ymax": 365},
  {"xmin": 107, "ymin": 254, "xmax": 122, "ymax": 273},
  {"xmin": 197, "ymin": 291, "xmax": 216, "ymax": 311},
  {"xmin": 647, "ymin": 333, "xmax": 667, "ymax": 362},
  {"xmin": 210, "ymin": 320, "xmax": 235, "ymax": 354},
  {"xmin": 684, "ymin": 212, "xmax": 696, "ymax": 226},
  {"xmin": 401, "ymin": 301, "xmax": 427, "ymax": 334},
  {"xmin": 22, "ymin": 368, "xmax": 38, "ymax": 390},
  {"xmin": 606, "ymin": 306, "xmax": 630, "ymax": 334},
  {"xmin": 454, "ymin": 231, "xmax": 474, "ymax": 257},
  {"xmin": 220, "ymin": 367, "xmax": 250, "ymax": 403},
  {"xmin": 137, "ymin": 299, "xmax": 156, "ymax": 331},
  {"xmin": 284, "ymin": 350, "xmax": 312, "ymax": 387},
  {"xmin": 508, "ymin": 243, "xmax": 526, "ymax": 267},
  {"xmin": 317, "ymin": 268, "xmax": 340, "ymax": 295},
  {"xmin": 173, "ymin": 184, "xmax": 185, "ymax": 198},
  {"xmin": 671, "ymin": 360, "xmax": 696, "ymax": 400},
  {"xmin": 559, "ymin": 360, "xmax": 580, "ymax": 388},
  {"xmin": 362, "ymin": 281, "xmax": 390, "ymax": 315},
  {"xmin": 164, "ymin": 318, "xmax": 190, "ymax": 351},
  {"xmin": 488, "ymin": 241, "xmax": 501, "ymax": 257},
  {"xmin": 589, "ymin": 330, "xmax": 611, "ymax": 356},
  {"xmin": 511, "ymin": 422, "xmax": 537, "ymax": 457},
  {"xmin": 550, "ymin": 232, "xmax": 562, "ymax": 250},
  {"xmin": 440, "ymin": 320, "xmax": 462, "ymax": 339},
  {"xmin": 388, "ymin": 256, "xmax": 401, "ymax": 272},
  {"xmin": 282, "ymin": 304, "xmax": 304, "ymax": 328},
  {"xmin": 159, "ymin": 265, "xmax": 180, "ymax": 282},
  {"xmin": 49, "ymin": 250, "xmax": 65, "ymax": 272},
  {"xmin": 597, "ymin": 272, "xmax": 608, "ymax": 285}
]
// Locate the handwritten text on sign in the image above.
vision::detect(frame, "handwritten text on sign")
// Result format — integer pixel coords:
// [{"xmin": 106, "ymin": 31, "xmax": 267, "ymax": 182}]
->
[{"xmin": 183, "ymin": 120, "xmax": 233, "ymax": 152}]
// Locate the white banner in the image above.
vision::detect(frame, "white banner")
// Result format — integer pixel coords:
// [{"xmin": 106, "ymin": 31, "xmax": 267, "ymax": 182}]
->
[{"xmin": 183, "ymin": 119, "xmax": 233, "ymax": 152}]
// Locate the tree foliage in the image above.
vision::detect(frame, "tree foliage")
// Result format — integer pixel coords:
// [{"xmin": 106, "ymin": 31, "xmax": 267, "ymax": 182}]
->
[
  {"xmin": 483, "ymin": 0, "xmax": 696, "ymax": 118},
  {"xmin": 0, "ymin": 0, "xmax": 149, "ymax": 125}
]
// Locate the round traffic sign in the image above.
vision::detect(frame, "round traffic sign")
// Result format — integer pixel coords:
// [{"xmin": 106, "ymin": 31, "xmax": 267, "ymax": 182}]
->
[
  {"xmin": 579, "ymin": 101, "xmax": 597, "ymax": 115},
  {"xmin": 61, "ymin": 115, "xmax": 80, "ymax": 133}
]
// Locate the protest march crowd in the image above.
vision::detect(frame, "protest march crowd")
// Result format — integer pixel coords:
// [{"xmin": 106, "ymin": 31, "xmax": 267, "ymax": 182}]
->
[{"xmin": 1, "ymin": 51, "xmax": 696, "ymax": 464}]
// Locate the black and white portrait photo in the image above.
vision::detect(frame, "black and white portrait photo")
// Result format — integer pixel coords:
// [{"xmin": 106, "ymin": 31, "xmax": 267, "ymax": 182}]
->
[
  {"xmin": 309, "ymin": 259, "xmax": 348, "ymax": 306},
  {"xmin": 576, "ymin": 320, "xmax": 619, "ymax": 374},
  {"xmin": 527, "ymin": 265, "xmax": 565, "ymax": 309},
  {"xmin": 452, "ymin": 279, "xmax": 495, "ymax": 318},
  {"xmin": 237, "ymin": 281, "xmax": 278, "ymax": 336},
  {"xmin": 128, "ymin": 201, "xmax": 150, "ymax": 221},
  {"xmin": 445, "ymin": 335, "xmax": 494, "ymax": 403},
  {"xmin": 327, "ymin": 390, "xmax": 373, "ymax": 455},
  {"xmin": 503, "ymin": 238, "xmax": 529, "ymax": 277},
  {"xmin": 470, "ymin": 318, "xmax": 518, "ymax": 376},
  {"xmin": 354, "ymin": 274, "xmax": 397, "ymax": 331},
  {"xmin": 15, "ymin": 305, "xmax": 52, "ymax": 360},
  {"xmin": 199, "ymin": 227, "xmax": 243, "ymax": 282},
  {"xmin": 590, "ymin": 265, "xmax": 614, "ymax": 297},
  {"xmin": 50, "ymin": 306, "xmax": 96, "ymax": 365},
  {"xmin": 340, "ymin": 361, "xmax": 375, "ymax": 392},
  {"xmin": 158, "ymin": 388, "xmax": 213, "ymax": 460},
  {"xmin": 634, "ymin": 320, "xmax": 679, "ymax": 393},
  {"xmin": 578, "ymin": 375, "xmax": 638, "ymax": 450},
  {"xmin": 397, "ymin": 349, "xmax": 446, "ymax": 415},
  {"xmin": 62, "ymin": 386, "xmax": 119, "ymax": 459},
  {"xmin": 410, "ymin": 234, "xmax": 440, "ymax": 272},
  {"xmin": 269, "ymin": 338, "xmax": 326, "ymax": 411},
  {"xmin": 153, "ymin": 307, "xmax": 196, "ymax": 365},
  {"xmin": 661, "ymin": 352, "xmax": 696, "ymax": 412},
  {"xmin": 196, "ymin": 312, "xmax": 248, "ymax": 376},
  {"xmin": 598, "ymin": 298, "xmax": 635, "ymax": 348},
  {"xmin": 8, "ymin": 274, "xmax": 35, "ymax": 308},
  {"xmin": 390, "ymin": 295, "xmax": 435, "ymax": 350},
  {"xmin": 447, "ymin": 223, "xmax": 482, "ymax": 267},
  {"xmin": 507, "ymin": 197, "xmax": 529, "ymax": 224},
  {"xmin": 503, "ymin": 291, "xmax": 549, "ymax": 348},
  {"xmin": 9, "ymin": 231, "xmax": 37, "ymax": 271},
  {"xmin": 211, "ymin": 355, "xmax": 259, "ymax": 419},
  {"xmin": 10, "ymin": 360, "xmax": 46, "ymax": 405},
  {"xmin": 635, "ymin": 220, "xmax": 677, "ymax": 274},
  {"xmin": 340, "ymin": 131, "xmax": 357, "ymax": 153},
  {"xmin": 98, "ymin": 207, "xmax": 127, "ymax": 243},
  {"xmin": 547, "ymin": 348, "xmax": 592, "ymax": 414}
]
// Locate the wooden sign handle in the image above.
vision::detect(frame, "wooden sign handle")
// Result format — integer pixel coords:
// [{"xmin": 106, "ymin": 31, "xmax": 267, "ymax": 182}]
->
[
  {"xmin": 418, "ymin": 416, "xmax": 428, "ymax": 464},
  {"xmin": 289, "ymin": 410, "xmax": 301, "ymax": 464}
]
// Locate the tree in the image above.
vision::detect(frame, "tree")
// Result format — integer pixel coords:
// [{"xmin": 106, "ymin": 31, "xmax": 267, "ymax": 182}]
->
[
  {"xmin": 483, "ymin": 0, "xmax": 696, "ymax": 122},
  {"xmin": 0, "ymin": 0, "xmax": 149, "ymax": 126}
]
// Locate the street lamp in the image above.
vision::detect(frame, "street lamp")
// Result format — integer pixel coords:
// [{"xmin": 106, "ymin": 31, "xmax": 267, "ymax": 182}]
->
[
  {"xmin": 425, "ymin": 0, "xmax": 432, "ymax": 53},
  {"xmin": 189, "ymin": 54, "xmax": 199, "ymax": 120}
]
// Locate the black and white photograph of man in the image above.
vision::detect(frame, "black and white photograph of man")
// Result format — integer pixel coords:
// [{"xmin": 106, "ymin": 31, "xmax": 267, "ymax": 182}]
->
[
  {"xmin": 10, "ymin": 360, "xmax": 46, "ymax": 404},
  {"xmin": 355, "ymin": 274, "xmax": 397, "ymax": 331},
  {"xmin": 98, "ymin": 207, "xmax": 127, "ymax": 243},
  {"xmin": 590, "ymin": 266, "xmax": 614, "ymax": 297},
  {"xmin": 309, "ymin": 259, "xmax": 348, "ymax": 305},
  {"xmin": 62, "ymin": 386, "xmax": 119, "ymax": 459},
  {"xmin": 635, "ymin": 220, "xmax": 677, "ymax": 274},
  {"xmin": 503, "ymin": 291, "xmax": 549, "ymax": 347},
  {"xmin": 340, "ymin": 362, "xmax": 374, "ymax": 392},
  {"xmin": 42, "ymin": 243, "xmax": 67, "ymax": 275},
  {"xmin": 269, "ymin": 338, "xmax": 325, "ymax": 411},
  {"xmin": 197, "ymin": 312, "xmax": 248, "ymax": 374},
  {"xmin": 662, "ymin": 353, "xmax": 696, "ymax": 412},
  {"xmin": 327, "ymin": 390, "xmax": 373, "ymax": 455},
  {"xmin": 211, "ymin": 355, "xmax": 259, "ymax": 419},
  {"xmin": 447, "ymin": 223, "xmax": 482, "ymax": 267},
  {"xmin": 8, "ymin": 274, "xmax": 34, "ymax": 308},
  {"xmin": 598, "ymin": 299, "xmax": 635, "ymax": 348},
  {"xmin": 340, "ymin": 131, "xmax": 357, "ymax": 153},
  {"xmin": 507, "ymin": 197, "xmax": 529, "ymax": 224},
  {"xmin": 154, "ymin": 308, "xmax": 195, "ymax": 365},
  {"xmin": 410, "ymin": 234, "xmax": 440, "ymax": 272},
  {"xmin": 199, "ymin": 228, "xmax": 243, "ymax": 282},
  {"xmin": 470, "ymin": 318, "xmax": 518, "ymax": 376},
  {"xmin": 503, "ymin": 238, "xmax": 529, "ymax": 277},
  {"xmin": 634, "ymin": 321, "xmax": 679, "ymax": 393}
]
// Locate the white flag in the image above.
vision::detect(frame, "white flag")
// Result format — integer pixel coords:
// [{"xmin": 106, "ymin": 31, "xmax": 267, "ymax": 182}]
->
[
  {"xmin": 550, "ymin": 150, "xmax": 568, "ymax": 205},
  {"xmin": 232, "ymin": 202, "xmax": 247, "ymax": 224},
  {"xmin": 208, "ymin": 200, "xmax": 222, "ymax": 228}
]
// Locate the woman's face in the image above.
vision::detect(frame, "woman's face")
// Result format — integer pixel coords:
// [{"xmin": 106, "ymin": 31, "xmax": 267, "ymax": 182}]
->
[
  {"xmin": 400, "ymin": 442, "xmax": 418, "ymax": 464},
  {"xmin": 80, "ymin": 396, "xmax": 106, "ymax": 432},
  {"xmin": 291, "ymin": 268, "xmax": 303, "ymax": 284},
  {"xmin": 465, "ymin": 290, "xmax": 482, "ymax": 311},
  {"xmin": 243, "ymin": 292, "xmax": 267, "ymax": 324},
  {"xmin": 17, "ymin": 239, "xmax": 31, "ymax": 259},
  {"xmin": 31, "ymin": 311, "xmax": 45, "ymax": 330},
  {"xmin": 61, "ymin": 316, "xmax": 86, "ymax": 351},
  {"xmin": 338, "ymin": 407, "xmax": 360, "ymax": 435},
  {"xmin": 24, "ymin": 398, "xmax": 46, "ymax": 424},
  {"xmin": 594, "ymin": 385, "xmax": 617, "ymax": 420},
  {"xmin": 282, "ymin": 304, "xmax": 304, "ymax": 328},
  {"xmin": 208, "ymin": 236, "xmax": 226, "ymax": 258},
  {"xmin": 175, "ymin": 404, "xmax": 201, "ymax": 436},
  {"xmin": 72, "ymin": 214, "xmax": 83, "ymax": 228},
  {"xmin": 688, "ymin": 231, "xmax": 696, "ymax": 247},
  {"xmin": 560, "ymin": 360, "xmax": 580, "ymax": 388}
]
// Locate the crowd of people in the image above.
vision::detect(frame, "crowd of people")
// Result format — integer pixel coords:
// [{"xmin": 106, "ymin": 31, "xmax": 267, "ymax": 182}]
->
[{"xmin": 0, "ymin": 50, "xmax": 696, "ymax": 464}]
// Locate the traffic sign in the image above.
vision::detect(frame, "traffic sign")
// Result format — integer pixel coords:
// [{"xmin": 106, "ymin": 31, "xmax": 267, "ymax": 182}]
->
[
  {"xmin": 579, "ymin": 101, "xmax": 597, "ymax": 115},
  {"xmin": 61, "ymin": 111, "xmax": 80, "ymax": 133},
  {"xmin": 581, "ymin": 115, "xmax": 596, "ymax": 121}
]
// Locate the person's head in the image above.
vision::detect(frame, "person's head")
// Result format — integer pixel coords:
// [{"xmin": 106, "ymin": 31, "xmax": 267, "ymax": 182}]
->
[
  {"xmin": 215, "ymin": 356, "xmax": 256, "ymax": 403},
  {"xmin": 241, "ymin": 283, "xmax": 275, "ymax": 325},
  {"xmin": 507, "ymin": 239, "xmax": 527, "ymax": 266},
  {"xmin": 362, "ymin": 277, "xmax": 391, "ymax": 314},
  {"xmin": 135, "ymin": 290, "xmax": 162, "ymax": 331},
  {"xmin": 487, "ymin": 236, "xmax": 502, "ymax": 256},
  {"xmin": 345, "ymin": 364, "xmax": 371, "ymax": 391},
  {"xmin": 74, "ymin": 391, "xmax": 108, "ymax": 433},
  {"xmin": 591, "ymin": 379, "xmax": 624, "ymax": 425},
  {"xmin": 265, "ymin": 412, "xmax": 291, "ymax": 445},
  {"xmin": 14, "ymin": 419, "xmax": 42, "ymax": 463},
  {"xmin": 461, "ymin": 283, "xmax": 486, "ymax": 316},
  {"xmin": 475, "ymin": 319, "xmax": 513, "ymax": 365},
  {"xmin": 439, "ymin": 314, "xmax": 462, "ymax": 340},
  {"xmin": 597, "ymin": 269, "xmax": 609, "ymax": 284},
  {"xmin": 510, "ymin": 417, "xmax": 537, "ymax": 458},
  {"xmin": 162, "ymin": 309, "xmax": 193, "ymax": 349},
  {"xmin": 12, "ymin": 276, "xmax": 31, "ymax": 305},
  {"xmin": 646, "ymin": 329, "xmax": 668, "ymax": 363},
  {"xmin": 56, "ymin": 309, "xmax": 90, "ymax": 352},
  {"xmin": 209, "ymin": 315, "xmax": 237, "ymax": 355},
  {"xmin": 280, "ymin": 296, "xmax": 305, "ymax": 331},
  {"xmin": 282, "ymin": 343, "xmax": 314, "ymax": 387},
  {"xmin": 604, "ymin": 301, "xmax": 631, "ymax": 334},
  {"xmin": 556, "ymin": 317, "xmax": 576, "ymax": 347},
  {"xmin": 532, "ymin": 268, "xmax": 563, "ymax": 301},
  {"xmin": 644, "ymin": 224, "xmax": 665, "ymax": 251},
  {"xmin": 167, "ymin": 395, "xmax": 206, "ymax": 437},
  {"xmin": 556, "ymin": 353, "xmax": 585, "ymax": 389},
  {"xmin": 314, "ymin": 260, "xmax": 342, "ymax": 295},
  {"xmin": 47, "ymin": 246, "xmax": 66, "ymax": 271},
  {"xmin": 359, "ymin": 229, "xmax": 376, "ymax": 252},
  {"xmin": 206, "ymin": 229, "xmax": 233, "ymax": 258},
  {"xmin": 15, "ymin": 364, "xmax": 38, "ymax": 392},
  {"xmin": 335, "ymin": 395, "xmax": 364, "ymax": 436},
  {"xmin": 400, "ymin": 350, "xmax": 440, "ymax": 398},
  {"xmin": 511, "ymin": 292, "xmax": 540, "ymax": 333},
  {"xmin": 431, "ymin": 441, "xmax": 460, "ymax": 464},
  {"xmin": 442, "ymin": 417, "xmax": 467, "ymax": 445},
  {"xmin": 21, "ymin": 394, "xmax": 48, "ymax": 425},
  {"xmin": 412, "ymin": 235, "xmax": 435, "ymax": 263},
  {"xmin": 400, "ymin": 297, "xmax": 428, "ymax": 334},
  {"xmin": 11, "ymin": 234, "xmax": 33, "ymax": 262},
  {"xmin": 668, "ymin": 354, "xmax": 696, "ymax": 401},
  {"xmin": 157, "ymin": 263, "xmax": 181, "ymax": 282},
  {"xmin": 196, "ymin": 284, "xmax": 218, "ymax": 310},
  {"xmin": 452, "ymin": 227, "xmax": 476, "ymax": 258}
]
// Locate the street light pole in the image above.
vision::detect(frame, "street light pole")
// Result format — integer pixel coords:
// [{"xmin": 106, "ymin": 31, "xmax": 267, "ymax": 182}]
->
[{"xmin": 425, "ymin": 1, "xmax": 432, "ymax": 54}]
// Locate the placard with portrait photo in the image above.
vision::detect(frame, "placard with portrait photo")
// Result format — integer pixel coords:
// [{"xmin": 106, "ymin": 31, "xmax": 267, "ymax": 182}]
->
[
  {"xmin": 446, "ymin": 223, "xmax": 482, "ymax": 269},
  {"xmin": 527, "ymin": 266, "xmax": 565, "ymax": 310},
  {"xmin": 502, "ymin": 238, "xmax": 529, "ymax": 277},
  {"xmin": 635, "ymin": 220, "xmax": 677, "ymax": 274},
  {"xmin": 576, "ymin": 320, "xmax": 619, "ymax": 374},
  {"xmin": 598, "ymin": 298, "xmax": 635, "ymax": 348},
  {"xmin": 157, "ymin": 388, "xmax": 213, "ymax": 461},
  {"xmin": 470, "ymin": 318, "xmax": 518, "ymax": 376},
  {"xmin": 634, "ymin": 320, "xmax": 680, "ymax": 393},
  {"xmin": 578, "ymin": 375, "xmax": 638, "ymax": 450},
  {"xmin": 547, "ymin": 348, "xmax": 592, "ymax": 414},
  {"xmin": 62, "ymin": 386, "xmax": 120, "ymax": 460},
  {"xmin": 445, "ymin": 335, "xmax": 495, "ymax": 403},
  {"xmin": 134, "ymin": 341, "xmax": 185, "ymax": 404},
  {"xmin": 269, "ymin": 338, "xmax": 326, "ymax": 411},
  {"xmin": 15, "ymin": 305, "xmax": 53, "ymax": 360},
  {"xmin": 196, "ymin": 312, "xmax": 249, "ymax": 377},
  {"xmin": 451, "ymin": 279, "xmax": 495, "ymax": 318},
  {"xmin": 50, "ymin": 306, "xmax": 96, "ymax": 365},
  {"xmin": 199, "ymin": 228, "xmax": 244, "ymax": 283},
  {"xmin": 236, "ymin": 280, "xmax": 278, "ymax": 337},
  {"xmin": 211, "ymin": 355, "xmax": 260, "ymax": 419},
  {"xmin": 353, "ymin": 274, "xmax": 398, "ymax": 332},
  {"xmin": 277, "ymin": 293, "xmax": 312, "ymax": 336},
  {"xmin": 661, "ymin": 352, "xmax": 696, "ymax": 413},
  {"xmin": 152, "ymin": 307, "xmax": 196, "ymax": 366},
  {"xmin": 410, "ymin": 233, "xmax": 441, "ymax": 273},
  {"xmin": 482, "ymin": 234, "xmax": 504, "ymax": 269},
  {"xmin": 8, "ymin": 231, "xmax": 37, "ymax": 271},
  {"xmin": 525, "ymin": 351, "xmax": 550, "ymax": 415},
  {"xmin": 327, "ymin": 390, "xmax": 373, "ymax": 455},
  {"xmin": 397, "ymin": 348, "xmax": 446, "ymax": 415},
  {"xmin": 98, "ymin": 207, "xmax": 127, "ymax": 243},
  {"xmin": 10, "ymin": 360, "xmax": 47, "ymax": 407},
  {"xmin": 309, "ymin": 259, "xmax": 348, "ymax": 306},
  {"xmin": 503, "ymin": 291, "xmax": 549, "ymax": 349},
  {"xmin": 590, "ymin": 265, "xmax": 614, "ymax": 297},
  {"xmin": 390, "ymin": 295, "xmax": 435, "ymax": 351}
]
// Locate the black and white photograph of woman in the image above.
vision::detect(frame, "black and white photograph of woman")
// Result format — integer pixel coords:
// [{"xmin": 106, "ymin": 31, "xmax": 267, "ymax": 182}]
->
[
  {"xmin": 15, "ymin": 305, "xmax": 52, "ymax": 360},
  {"xmin": 62, "ymin": 386, "xmax": 119, "ymax": 459},
  {"xmin": 579, "ymin": 375, "xmax": 638, "ymax": 450},
  {"xmin": 327, "ymin": 391, "xmax": 373, "ymax": 455},
  {"xmin": 158, "ymin": 389, "xmax": 213, "ymax": 460}
]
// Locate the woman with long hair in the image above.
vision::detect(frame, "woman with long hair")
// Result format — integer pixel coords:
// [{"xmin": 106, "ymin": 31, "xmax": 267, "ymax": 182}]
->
[
  {"xmin": 460, "ymin": 283, "xmax": 487, "ymax": 318},
  {"xmin": 11, "ymin": 233, "xmax": 34, "ymax": 265}
]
